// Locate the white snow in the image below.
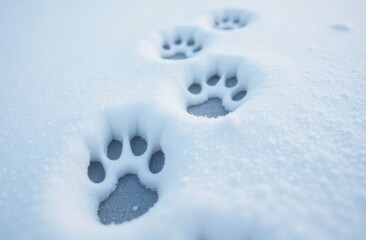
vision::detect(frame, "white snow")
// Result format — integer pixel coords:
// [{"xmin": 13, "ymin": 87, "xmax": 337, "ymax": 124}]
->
[{"xmin": 1, "ymin": 0, "xmax": 366, "ymax": 239}]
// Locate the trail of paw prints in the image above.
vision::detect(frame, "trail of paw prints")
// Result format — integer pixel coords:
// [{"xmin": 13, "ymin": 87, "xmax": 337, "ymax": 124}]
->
[
  {"xmin": 87, "ymin": 117, "xmax": 165, "ymax": 224},
  {"xmin": 213, "ymin": 9, "xmax": 254, "ymax": 30},
  {"xmin": 185, "ymin": 55, "xmax": 260, "ymax": 118},
  {"xmin": 160, "ymin": 26, "xmax": 208, "ymax": 60}
]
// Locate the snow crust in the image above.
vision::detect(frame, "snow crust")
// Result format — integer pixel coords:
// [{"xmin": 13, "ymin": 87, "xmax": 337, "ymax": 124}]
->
[{"xmin": 1, "ymin": 0, "xmax": 366, "ymax": 239}]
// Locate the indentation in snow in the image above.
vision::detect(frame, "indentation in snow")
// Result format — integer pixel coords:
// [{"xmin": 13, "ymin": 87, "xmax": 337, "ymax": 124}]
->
[
  {"xmin": 87, "ymin": 161, "xmax": 105, "ymax": 183},
  {"xmin": 107, "ymin": 139, "xmax": 122, "ymax": 160},
  {"xmin": 331, "ymin": 23, "xmax": 351, "ymax": 32},
  {"xmin": 98, "ymin": 174, "xmax": 158, "ymax": 224},
  {"xmin": 84, "ymin": 107, "xmax": 167, "ymax": 224},
  {"xmin": 130, "ymin": 136, "xmax": 147, "ymax": 156},
  {"xmin": 160, "ymin": 26, "xmax": 208, "ymax": 60},
  {"xmin": 185, "ymin": 55, "xmax": 262, "ymax": 118},
  {"xmin": 149, "ymin": 150, "xmax": 165, "ymax": 174},
  {"xmin": 213, "ymin": 9, "xmax": 255, "ymax": 30}
]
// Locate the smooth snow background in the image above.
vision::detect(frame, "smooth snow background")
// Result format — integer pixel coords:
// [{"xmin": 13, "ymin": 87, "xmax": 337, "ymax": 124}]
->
[{"xmin": 1, "ymin": 0, "xmax": 366, "ymax": 239}]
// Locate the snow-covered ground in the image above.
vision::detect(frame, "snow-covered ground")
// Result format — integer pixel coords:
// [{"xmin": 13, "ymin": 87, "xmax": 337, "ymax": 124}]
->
[{"xmin": 1, "ymin": 0, "xmax": 366, "ymax": 239}]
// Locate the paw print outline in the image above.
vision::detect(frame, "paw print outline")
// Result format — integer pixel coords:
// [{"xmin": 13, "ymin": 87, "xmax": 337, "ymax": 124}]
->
[
  {"xmin": 185, "ymin": 55, "xmax": 260, "ymax": 118},
  {"xmin": 160, "ymin": 26, "xmax": 208, "ymax": 60},
  {"xmin": 213, "ymin": 9, "xmax": 255, "ymax": 30},
  {"xmin": 87, "ymin": 112, "xmax": 166, "ymax": 224}
]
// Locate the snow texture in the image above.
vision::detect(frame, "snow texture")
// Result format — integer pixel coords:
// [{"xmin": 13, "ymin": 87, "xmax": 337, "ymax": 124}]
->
[
  {"xmin": 1, "ymin": 0, "xmax": 366, "ymax": 240},
  {"xmin": 98, "ymin": 174, "xmax": 158, "ymax": 225}
]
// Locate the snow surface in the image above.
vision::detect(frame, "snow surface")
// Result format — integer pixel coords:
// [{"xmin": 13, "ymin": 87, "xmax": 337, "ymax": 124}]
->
[{"xmin": 1, "ymin": 0, "xmax": 366, "ymax": 239}]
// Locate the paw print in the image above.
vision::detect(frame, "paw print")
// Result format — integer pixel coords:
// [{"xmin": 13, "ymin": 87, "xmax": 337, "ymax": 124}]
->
[
  {"xmin": 87, "ymin": 122, "xmax": 165, "ymax": 224},
  {"xmin": 213, "ymin": 9, "xmax": 254, "ymax": 30},
  {"xmin": 160, "ymin": 26, "xmax": 207, "ymax": 60},
  {"xmin": 185, "ymin": 56, "xmax": 258, "ymax": 118}
]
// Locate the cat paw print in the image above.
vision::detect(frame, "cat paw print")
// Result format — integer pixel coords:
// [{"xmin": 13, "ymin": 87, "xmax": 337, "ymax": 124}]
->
[
  {"xmin": 160, "ymin": 26, "xmax": 208, "ymax": 60},
  {"xmin": 87, "ymin": 119, "xmax": 165, "ymax": 224},
  {"xmin": 213, "ymin": 9, "xmax": 254, "ymax": 30},
  {"xmin": 185, "ymin": 55, "xmax": 260, "ymax": 118}
]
